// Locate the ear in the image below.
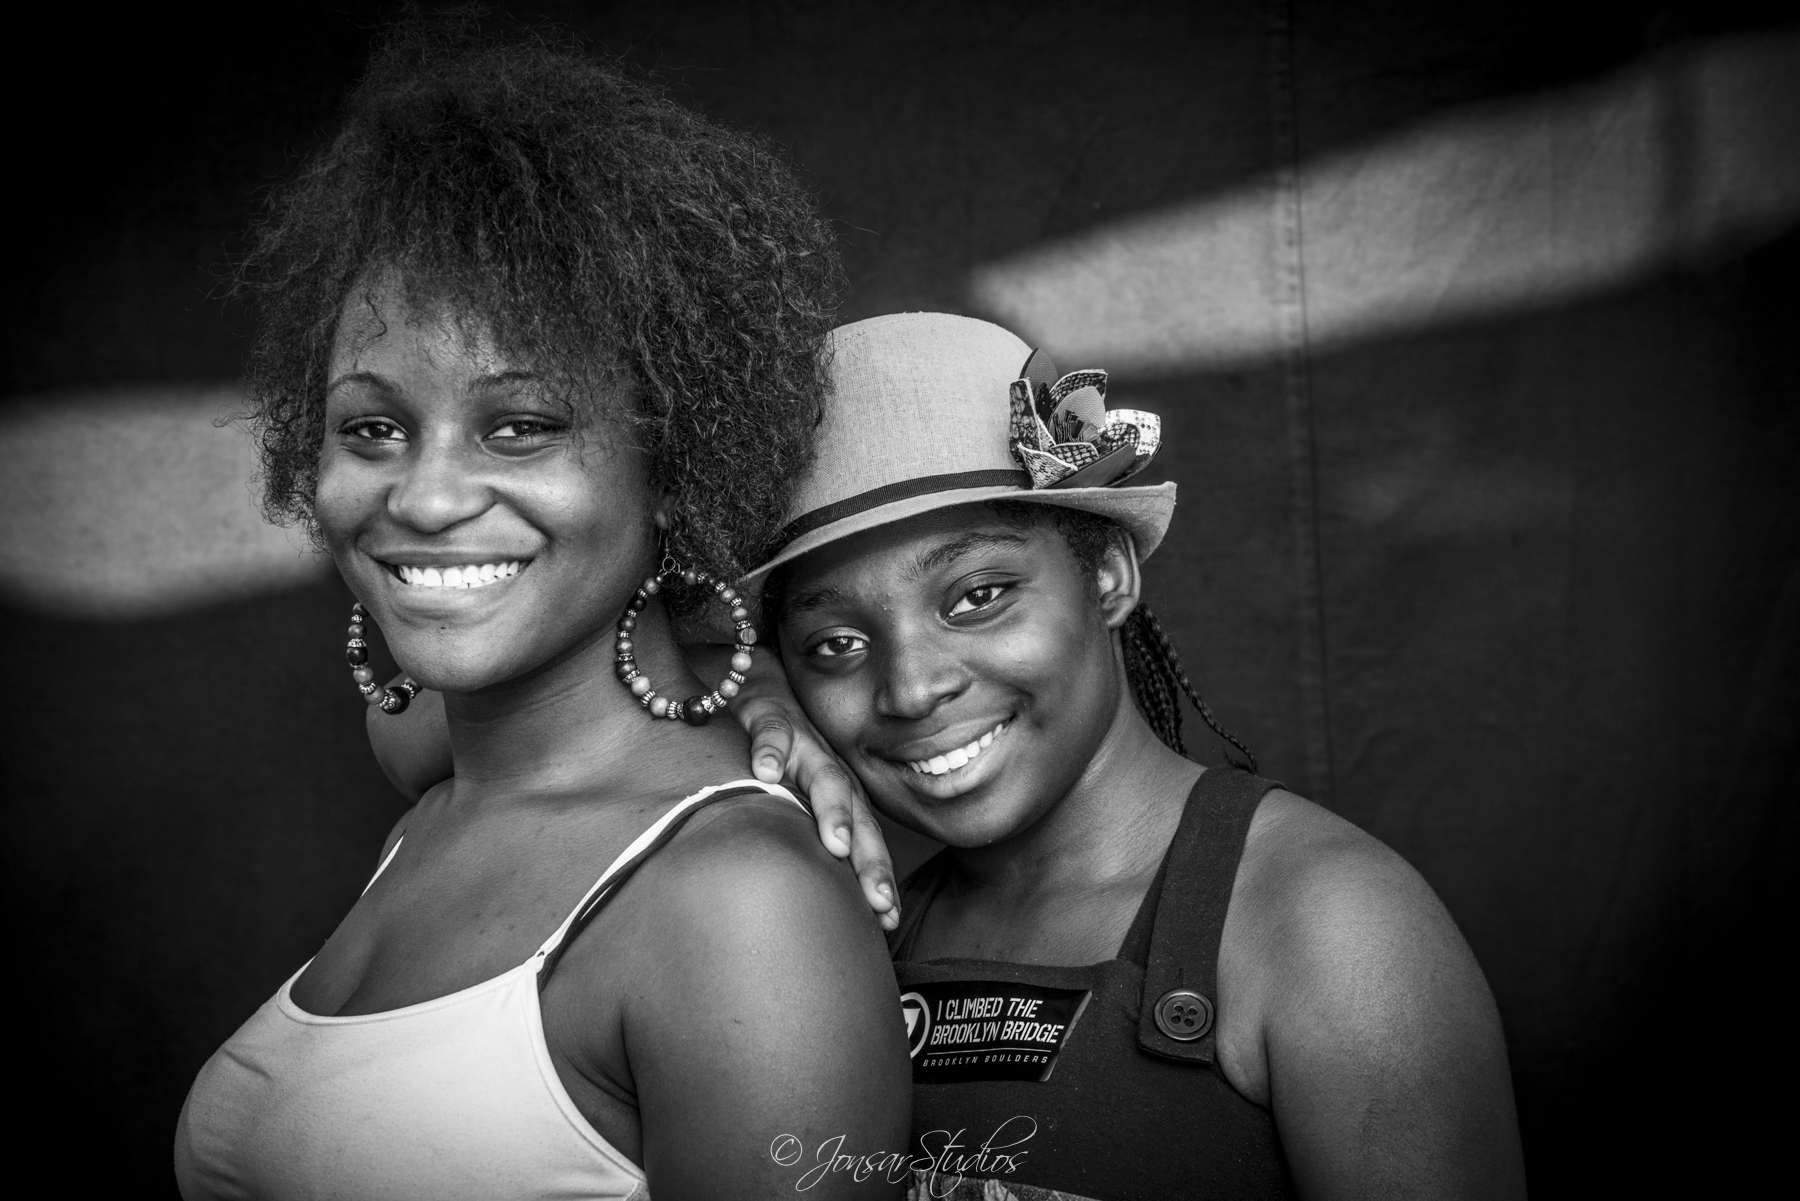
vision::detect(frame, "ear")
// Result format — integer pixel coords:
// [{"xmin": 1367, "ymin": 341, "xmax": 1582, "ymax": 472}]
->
[{"xmin": 1096, "ymin": 528, "xmax": 1142, "ymax": 631}]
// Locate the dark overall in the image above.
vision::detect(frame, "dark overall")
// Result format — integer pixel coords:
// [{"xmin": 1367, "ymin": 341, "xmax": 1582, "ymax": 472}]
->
[{"xmin": 890, "ymin": 769, "xmax": 1296, "ymax": 1201}]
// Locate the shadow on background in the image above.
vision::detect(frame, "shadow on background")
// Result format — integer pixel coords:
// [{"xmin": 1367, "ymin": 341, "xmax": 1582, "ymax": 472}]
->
[{"xmin": 2, "ymin": 1, "xmax": 1794, "ymax": 1193}]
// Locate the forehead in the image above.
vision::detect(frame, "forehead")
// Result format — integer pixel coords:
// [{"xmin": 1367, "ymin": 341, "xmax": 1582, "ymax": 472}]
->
[
  {"xmin": 328, "ymin": 279, "xmax": 506, "ymax": 379},
  {"xmin": 778, "ymin": 504, "xmax": 1058, "ymax": 598}
]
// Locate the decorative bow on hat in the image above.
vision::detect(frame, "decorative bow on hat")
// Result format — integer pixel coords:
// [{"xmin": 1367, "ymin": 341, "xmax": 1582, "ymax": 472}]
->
[{"xmin": 1008, "ymin": 348, "xmax": 1161, "ymax": 490}]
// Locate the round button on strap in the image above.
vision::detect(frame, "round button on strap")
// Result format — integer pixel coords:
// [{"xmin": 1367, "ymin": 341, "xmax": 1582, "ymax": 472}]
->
[{"xmin": 1153, "ymin": 988, "xmax": 1215, "ymax": 1042}]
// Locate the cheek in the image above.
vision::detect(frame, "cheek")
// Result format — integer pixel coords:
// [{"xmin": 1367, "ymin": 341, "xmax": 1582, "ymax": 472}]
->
[
  {"xmin": 312, "ymin": 455, "xmax": 382, "ymax": 550},
  {"xmin": 792, "ymin": 672, "xmax": 867, "ymax": 749}
]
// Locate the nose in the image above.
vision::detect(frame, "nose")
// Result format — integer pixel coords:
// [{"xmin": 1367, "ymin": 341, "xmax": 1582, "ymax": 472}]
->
[
  {"xmin": 875, "ymin": 632, "xmax": 969, "ymax": 721},
  {"xmin": 385, "ymin": 432, "xmax": 492, "ymax": 533}
]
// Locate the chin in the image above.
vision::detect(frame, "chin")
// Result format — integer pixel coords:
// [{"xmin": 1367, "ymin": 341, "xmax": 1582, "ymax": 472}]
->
[{"xmin": 885, "ymin": 787, "xmax": 1051, "ymax": 851}]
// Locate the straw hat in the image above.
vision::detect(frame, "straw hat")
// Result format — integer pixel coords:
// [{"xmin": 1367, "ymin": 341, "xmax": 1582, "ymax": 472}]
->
[{"xmin": 740, "ymin": 312, "xmax": 1177, "ymax": 592}]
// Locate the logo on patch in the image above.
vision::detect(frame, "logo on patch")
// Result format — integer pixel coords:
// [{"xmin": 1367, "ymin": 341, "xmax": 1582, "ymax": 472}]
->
[{"xmin": 900, "ymin": 991, "xmax": 931, "ymax": 1059}]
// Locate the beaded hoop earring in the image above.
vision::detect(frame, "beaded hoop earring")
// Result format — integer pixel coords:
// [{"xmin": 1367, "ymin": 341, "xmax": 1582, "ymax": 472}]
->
[
  {"xmin": 614, "ymin": 558, "xmax": 758, "ymax": 726},
  {"xmin": 347, "ymin": 602, "xmax": 420, "ymax": 715}
]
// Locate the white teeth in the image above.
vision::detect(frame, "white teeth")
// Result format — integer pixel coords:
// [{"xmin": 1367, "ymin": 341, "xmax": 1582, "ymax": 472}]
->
[
  {"xmin": 906, "ymin": 721, "xmax": 1010, "ymax": 776},
  {"xmin": 395, "ymin": 561, "xmax": 525, "ymax": 589}
]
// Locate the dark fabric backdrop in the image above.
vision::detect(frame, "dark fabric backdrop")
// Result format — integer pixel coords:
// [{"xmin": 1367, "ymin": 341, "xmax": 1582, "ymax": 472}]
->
[{"xmin": 3, "ymin": 2, "xmax": 1794, "ymax": 1195}]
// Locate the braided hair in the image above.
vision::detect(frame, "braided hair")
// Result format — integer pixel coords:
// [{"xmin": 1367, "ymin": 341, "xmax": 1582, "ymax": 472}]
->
[{"xmin": 996, "ymin": 502, "xmax": 1259, "ymax": 773}]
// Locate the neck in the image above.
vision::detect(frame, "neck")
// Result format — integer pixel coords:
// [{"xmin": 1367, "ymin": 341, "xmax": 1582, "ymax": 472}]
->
[
  {"xmin": 947, "ymin": 652, "xmax": 1202, "ymax": 900},
  {"xmin": 443, "ymin": 599, "xmax": 743, "ymax": 797}
]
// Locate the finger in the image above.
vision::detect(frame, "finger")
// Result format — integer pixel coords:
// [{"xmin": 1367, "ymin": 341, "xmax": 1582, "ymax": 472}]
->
[
  {"xmin": 797, "ymin": 757, "xmax": 858, "ymax": 859},
  {"xmin": 846, "ymin": 798, "xmax": 899, "ymax": 927},
  {"xmin": 743, "ymin": 709, "xmax": 794, "ymax": 785}
]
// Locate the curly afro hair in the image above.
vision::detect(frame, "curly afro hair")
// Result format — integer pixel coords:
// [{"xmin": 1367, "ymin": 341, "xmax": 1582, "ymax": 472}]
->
[{"xmin": 236, "ymin": 17, "xmax": 840, "ymax": 602}]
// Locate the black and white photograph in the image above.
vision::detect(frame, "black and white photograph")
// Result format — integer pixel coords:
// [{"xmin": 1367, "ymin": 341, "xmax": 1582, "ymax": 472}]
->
[{"xmin": 2, "ymin": 2, "xmax": 1795, "ymax": 1197}]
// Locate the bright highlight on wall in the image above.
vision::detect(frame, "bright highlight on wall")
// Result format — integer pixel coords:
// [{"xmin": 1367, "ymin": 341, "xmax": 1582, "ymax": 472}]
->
[
  {"xmin": 0, "ymin": 389, "xmax": 325, "ymax": 619},
  {"xmin": 971, "ymin": 32, "xmax": 1800, "ymax": 374}
]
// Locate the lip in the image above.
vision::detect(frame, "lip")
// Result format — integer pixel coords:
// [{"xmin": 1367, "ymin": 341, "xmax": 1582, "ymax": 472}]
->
[
  {"xmin": 878, "ymin": 717, "xmax": 1014, "ymax": 765},
  {"xmin": 869, "ymin": 717, "xmax": 1014, "ymax": 798}
]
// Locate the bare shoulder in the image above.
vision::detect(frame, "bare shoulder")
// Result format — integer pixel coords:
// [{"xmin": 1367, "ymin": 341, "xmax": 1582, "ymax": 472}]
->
[
  {"xmin": 1219, "ymin": 789, "xmax": 1526, "ymax": 1198},
  {"xmin": 619, "ymin": 789, "xmax": 884, "ymax": 966},
  {"xmin": 1237, "ymin": 789, "xmax": 1451, "ymax": 943},
  {"xmin": 597, "ymin": 790, "xmax": 912, "ymax": 1194},
  {"xmin": 1227, "ymin": 788, "xmax": 1482, "ymax": 1035}
]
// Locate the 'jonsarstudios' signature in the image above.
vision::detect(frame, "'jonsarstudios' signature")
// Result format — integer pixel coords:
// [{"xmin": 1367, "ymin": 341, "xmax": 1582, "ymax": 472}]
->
[{"xmin": 769, "ymin": 1116, "xmax": 1038, "ymax": 1193}]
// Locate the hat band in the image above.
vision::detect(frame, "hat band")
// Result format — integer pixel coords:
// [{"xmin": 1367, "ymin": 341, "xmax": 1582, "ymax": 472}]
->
[{"xmin": 773, "ymin": 469, "xmax": 1031, "ymax": 552}]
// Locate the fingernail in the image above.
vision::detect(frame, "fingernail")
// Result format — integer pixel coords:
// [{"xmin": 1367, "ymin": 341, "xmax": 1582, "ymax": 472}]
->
[
  {"xmin": 878, "ymin": 882, "xmax": 895, "ymax": 904},
  {"xmin": 832, "ymin": 826, "xmax": 852, "ymax": 851}
]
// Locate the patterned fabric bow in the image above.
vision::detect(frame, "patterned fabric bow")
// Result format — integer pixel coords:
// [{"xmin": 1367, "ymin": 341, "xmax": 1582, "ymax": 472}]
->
[{"xmin": 1007, "ymin": 349, "xmax": 1161, "ymax": 489}]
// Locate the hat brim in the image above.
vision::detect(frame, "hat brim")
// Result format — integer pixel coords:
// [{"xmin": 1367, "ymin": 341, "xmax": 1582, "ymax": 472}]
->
[{"xmin": 739, "ymin": 481, "xmax": 1176, "ymax": 596}]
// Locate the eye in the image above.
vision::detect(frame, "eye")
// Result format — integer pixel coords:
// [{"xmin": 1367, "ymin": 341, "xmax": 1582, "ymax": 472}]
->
[
  {"xmin": 947, "ymin": 583, "xmax": 1007, "ymax": 618},
  {"xmin": 342, "ymin": 417, "xmax": 407, "ymax": 442},
  {"xmin": 808, "ymin": 632, "xmax": 869, "ymax": 659},
  {"xmin": 488, "ymin": 416, "xmax": 565, "ymax": 441}
]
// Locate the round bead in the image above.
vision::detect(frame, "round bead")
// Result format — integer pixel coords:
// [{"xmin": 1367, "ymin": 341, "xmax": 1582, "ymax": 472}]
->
[
  {"xmin": 738, "ymin": 627, "xmax": 758, "ymax": 645},
  {"xmin": 615, "ymin": 637, "xmax": 633, "ymax": 654},
  {"xmin": 681, "ymin": 569, "xmax": 698, "ymax": 586},
  {"xmin": 729, "ymin": 606, "xmax": 750, "ymax": 623},
  {"xmin": 719, "ymin": 587, "xmax": 738, "ymax": 603},
  {"xmin": 681, "ymin": 696, "xmax": 711, "ymax": 726},
  {"xmin": 718, "ymin": 678, "xmax": 740, "ymax": 699},
  {"xmin": 730, "ymin": 651, "xmax": 754, "ymax": 674},
  {"xmin": 619, "ymin": 615, "xmax": 636, "ymax": 632},
  {"xmin": 614, "ymin": 660, "xmax": 636, "ymax": 680},
  {"xmin": 352, "ymin": 665, "xmax": 376, "ymax": 686},
  {"xmin": 348, "ymin": 624, "xmax": 365, "ymax": 639},
  {"xmin": 630, "ymin": 675, "xmax": 653, "ymax": 697},
  {"xmin": 380, "ymin": 687, "xmax": 411, "ymax": 715},
  {"xmin": 628, "ymin": 594, "xmax": 647, "ymax": 613},
  {"xmin": 346, "ymin": 645, "xmax": 368, "ymax": 666},
  {"xmin": 650, "ymin": 696, "xmax": 671, "ymax": 718},
  {"xmin": 642, "ymin": 577, "xmax": 660, "ymax": 595}
]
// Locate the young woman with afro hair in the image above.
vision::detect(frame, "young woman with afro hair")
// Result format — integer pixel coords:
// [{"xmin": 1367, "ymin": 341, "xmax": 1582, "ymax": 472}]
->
[{"xmin": 175, "ymin": 21, "xmax": 910, "ymax": 1201}]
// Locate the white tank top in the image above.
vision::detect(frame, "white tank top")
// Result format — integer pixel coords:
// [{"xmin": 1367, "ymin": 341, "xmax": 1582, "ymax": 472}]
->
[{"xmin": 174, "ymin": 780, "xmax": 806, "ymax": 1201}]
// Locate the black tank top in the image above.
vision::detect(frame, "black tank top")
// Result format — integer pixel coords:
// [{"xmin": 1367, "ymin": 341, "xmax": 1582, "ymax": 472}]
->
[{"xmin": 889, "ymin": 768, "xmax": 1296, "ymax": 1201}]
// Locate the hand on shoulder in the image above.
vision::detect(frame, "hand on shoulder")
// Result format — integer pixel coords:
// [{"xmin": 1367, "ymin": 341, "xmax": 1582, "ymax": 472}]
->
[{"xmin": 1220, "ymin": 789, "xmax": 1527, "ymax": 1200}]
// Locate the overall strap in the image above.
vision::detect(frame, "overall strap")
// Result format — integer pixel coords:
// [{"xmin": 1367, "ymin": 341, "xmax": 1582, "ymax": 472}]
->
[
  {"xmin": 886, "ymin": 852, "xmax": 953, "ymax": 962},
  {"xmin": 534, "ymin": 780, "xmax": 808, "ymax": 986},
  {"xmin": 1136, "ymin": 768, "xmax": 1280, "ymax": 1065}
]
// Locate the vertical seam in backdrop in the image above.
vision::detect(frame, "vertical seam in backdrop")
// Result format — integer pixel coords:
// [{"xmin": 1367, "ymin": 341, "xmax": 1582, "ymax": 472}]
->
[{"xmin": 1269, "ymin": 0, "xmax": 1337, "ymax": 805}]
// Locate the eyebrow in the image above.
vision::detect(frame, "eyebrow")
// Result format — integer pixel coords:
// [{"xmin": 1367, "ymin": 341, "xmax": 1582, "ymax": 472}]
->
[
  {"xmin": 324, "ymin": 368, "xmax": 541, "ymax": 397},
  {"xmin": 781, "ymin": 583, "xmax": 849, "ymax": 617},
  {"xmin": 904, "ymin": 530, "xmax": 1032, "ymax": 580},
  {"xmin": 324, "ymin": 370, "xmax": 396, "ymax": 397}
]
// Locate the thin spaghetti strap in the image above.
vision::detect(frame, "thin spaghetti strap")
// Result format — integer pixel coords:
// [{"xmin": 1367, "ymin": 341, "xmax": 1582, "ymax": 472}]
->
[
  {"xmin": 360, "ymin": 837, "xmax": 405, "ymax": 897},
  {"xmin": 531, "ymin": 780, "xmax": 804, "ymax": 969}
]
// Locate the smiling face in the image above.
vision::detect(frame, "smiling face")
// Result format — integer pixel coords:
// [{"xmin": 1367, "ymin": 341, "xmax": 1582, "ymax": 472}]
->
[
  {"xmin": 775, "ymin": 504, "xmax": 1135, "ymax": 849},
  {"xmin": 315, "ymin": 279, "xmax": 655, "ymax": 695}
]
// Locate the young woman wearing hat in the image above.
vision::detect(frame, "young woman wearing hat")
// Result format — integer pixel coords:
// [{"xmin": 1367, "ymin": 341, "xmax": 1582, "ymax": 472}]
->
[
  {"xmin": 173, "ymin": 29, "xmax": 909, "ymax": 1201},
  {"xmin": 376, "ymin": 313, "xmax": 1528, "ymax": 1198},
  {"xmin": 738, "ymin": 313, "xmax": 1528, "ymax": 1199}
]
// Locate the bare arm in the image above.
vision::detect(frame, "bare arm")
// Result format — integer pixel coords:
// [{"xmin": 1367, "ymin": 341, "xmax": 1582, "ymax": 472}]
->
[
  {"xmin": 1222, "ymin": 793, "xmax": 1526, "ymax": 1200},
  {"xmin": 620, "ymin": 805, "xmax": 912, "ymax": 1198}
]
